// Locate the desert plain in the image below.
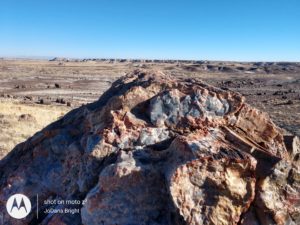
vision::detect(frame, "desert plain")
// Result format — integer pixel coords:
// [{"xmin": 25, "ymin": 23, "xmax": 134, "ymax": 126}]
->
[{"xmin": 0, "ymin": 58, "xmax": 300, "ymax": 159}]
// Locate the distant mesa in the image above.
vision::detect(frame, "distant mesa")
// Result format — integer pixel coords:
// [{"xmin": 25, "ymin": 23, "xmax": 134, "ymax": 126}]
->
[{"xmin": 48, "ymin": 57, "xmax": 300, "ymax": 74}]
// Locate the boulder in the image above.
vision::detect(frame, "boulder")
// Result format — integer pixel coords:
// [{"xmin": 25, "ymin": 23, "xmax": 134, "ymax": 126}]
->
[{"xmin": 0, "ymin": 70, "xmax": 299, "ymax": 225}]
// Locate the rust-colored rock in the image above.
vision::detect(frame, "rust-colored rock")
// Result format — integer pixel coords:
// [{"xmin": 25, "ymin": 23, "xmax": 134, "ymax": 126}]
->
[{"xmin": 0, "ymin": 70, "xmax": 299, "ymax": 225}]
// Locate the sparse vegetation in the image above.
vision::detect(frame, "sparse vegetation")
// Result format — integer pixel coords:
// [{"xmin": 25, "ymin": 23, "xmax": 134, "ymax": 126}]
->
[{"xmin": 0, "ymin": 100, "xmax": 70, "ymax": 159}]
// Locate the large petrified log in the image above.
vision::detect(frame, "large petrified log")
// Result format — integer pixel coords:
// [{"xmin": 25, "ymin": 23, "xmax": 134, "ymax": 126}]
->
[{"xmin": 0, "ymin": 70, "xmax": 299, "ymax": 225}]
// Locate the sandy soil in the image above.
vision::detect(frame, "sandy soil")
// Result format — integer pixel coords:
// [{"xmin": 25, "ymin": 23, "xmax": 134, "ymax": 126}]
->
[{"xmin": 0, "ymin": 59, "xmax": 299, "ymax": 159}]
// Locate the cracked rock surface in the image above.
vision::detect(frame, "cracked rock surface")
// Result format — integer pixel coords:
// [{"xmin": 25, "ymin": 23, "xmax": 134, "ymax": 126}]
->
[{"xmin": 0, "ymin": 70, "xmax": 299, "ymax": 225}]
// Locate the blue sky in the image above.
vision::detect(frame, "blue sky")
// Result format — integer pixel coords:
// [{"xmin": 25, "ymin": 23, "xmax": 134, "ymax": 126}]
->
[{"xmin": 0, "ymin": 0, "xmax": 299, "ymax": 61}]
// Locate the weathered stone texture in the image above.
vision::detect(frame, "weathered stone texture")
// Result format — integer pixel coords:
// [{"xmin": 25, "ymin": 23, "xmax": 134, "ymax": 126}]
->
[{"xmin": 0, "ymin": 70, "xmax": 299, "ymax": 225}]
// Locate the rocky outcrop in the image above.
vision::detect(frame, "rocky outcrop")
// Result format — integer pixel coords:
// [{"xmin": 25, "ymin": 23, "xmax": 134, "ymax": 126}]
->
[{"xmin": 0, "ymin": 70, "xmax": 299, "ymax": 225}]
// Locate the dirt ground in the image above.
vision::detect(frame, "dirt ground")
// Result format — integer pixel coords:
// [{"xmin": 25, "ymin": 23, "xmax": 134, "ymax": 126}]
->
[{"xmin": 0, "ymin": 59, "xmax": 299, "ymax": 159}]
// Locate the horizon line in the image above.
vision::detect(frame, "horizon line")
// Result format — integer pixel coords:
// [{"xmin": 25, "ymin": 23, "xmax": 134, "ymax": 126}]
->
[{"xmin": 1, "ymin": 55, "xmax": 300, "ymax": 63}]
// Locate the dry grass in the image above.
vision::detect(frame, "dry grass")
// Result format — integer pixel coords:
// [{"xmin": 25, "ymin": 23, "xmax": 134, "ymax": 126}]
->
[{"xmin": 0, "ymin": 100, "xmax": 70, "ymax": 159}]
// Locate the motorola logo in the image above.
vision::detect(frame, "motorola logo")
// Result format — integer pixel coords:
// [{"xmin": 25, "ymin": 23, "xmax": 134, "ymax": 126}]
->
[{"xmin": 6, "ymin": 194, "xmax": 32, "ymax": 219}]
